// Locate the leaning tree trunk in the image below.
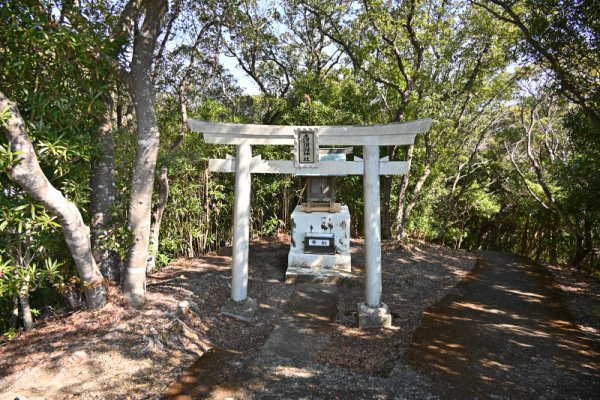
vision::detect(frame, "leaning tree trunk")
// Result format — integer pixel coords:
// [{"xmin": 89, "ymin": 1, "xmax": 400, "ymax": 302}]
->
[
  {"xmin": 398, "ymin": 161, "xmax": 432, "ymax": 236},
  {"xmin": 122, "ymin": 0, "xmax": 168, "ymax": 306},
  {"xmin": 90, "ymin": 93, "xmax": 119, "ymax": 281},
  {"xmin": 396, "ymin": 132, "xmax": 433, "ymax": 240},
  {"xmin": 381, "ymin": 146, "xmax": 397, "ymax": 240},
  {"xmin": 395, "ymin": 144, "xmax": 415, "ymax": 240},
  {"xmin": 146, "ymin": 166, "xmax": 169, "ymax": 273},
  {"xmin": 0, "ymin": 91, "xmax": 108, "ymax": 309}
]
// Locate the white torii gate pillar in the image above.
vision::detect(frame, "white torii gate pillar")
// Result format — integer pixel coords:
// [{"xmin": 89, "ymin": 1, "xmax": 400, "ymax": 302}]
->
[
  {"xmin": 363, "ymin": 145, "xmax": 382, "ymax": 306},
  {"xmin": 231, "ymin": 144, "xmax": 251, "ymax": 301},
  {"xmin": 220, "ymin": 143, "xmax": 258, "ymax": 321},
  {"xmin": 359, "ymin": 145, "xmax": 392, "ymax": 328}
]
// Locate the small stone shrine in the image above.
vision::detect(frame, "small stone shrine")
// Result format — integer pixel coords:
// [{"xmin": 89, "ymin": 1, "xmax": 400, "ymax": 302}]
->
[{"xmin": 287, "ymin": 148, "xmax": 352, "ymax": 280}]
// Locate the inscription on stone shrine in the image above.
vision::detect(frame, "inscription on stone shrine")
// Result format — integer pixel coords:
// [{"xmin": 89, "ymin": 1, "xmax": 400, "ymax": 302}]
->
[{"xmin": 294, "ymin": 128, "xmax": 318, "ymax": 168}]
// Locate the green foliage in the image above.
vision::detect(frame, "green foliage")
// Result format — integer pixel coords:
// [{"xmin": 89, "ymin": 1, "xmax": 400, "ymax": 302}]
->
[
  {"xmin": 0, "ymin": 255, "xmax": 66, "ymax": 333},
  {"xmin": 0, "ymin": 0, "xmax": 110, "ymax": 330},
  {"xmin": 282, "ymin": 71, "xmax": 379, "ymax": 125},
  {"xmin": 3, "ymin": 327, "xmax": 17, "ymax": 340},
  {"xmin": 0, "ymin": 257, "xmax": 64, "ymax": 299}
]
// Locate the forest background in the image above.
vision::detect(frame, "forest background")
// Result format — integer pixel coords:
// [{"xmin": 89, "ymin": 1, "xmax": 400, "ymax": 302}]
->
[{"xmin": 0, "ymin": 0, "xmax": 598, "ymax": 335}]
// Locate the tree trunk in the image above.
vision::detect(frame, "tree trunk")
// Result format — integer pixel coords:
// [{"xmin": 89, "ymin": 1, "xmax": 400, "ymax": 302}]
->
[
  {"xmin": 548, "ymin": 215, "xmax": 558, "ymax": 264},
  {"xmin": 90, "ymin": 93, "xmax": 119, "ymax": 281},
  {"xmin": 381, "ymin": 146, "xmax": 397, "ymax": 240},
  {"xmin": 1, "ymin": 91, "xmax": 108, "ymax": 309},
  {"xmin": 19, "ymin": 281, "xmax": 33, "ymax": 331},
  {"xmin": 395, "ymin": 144, "xmax": 415, "ymax": 240},
  {"xmin": 535, "ymin": 232, "xmax": 544, "ymax": 262},
  {"xmin": 520, "ymin": 213, "xmax": 531, "ymax": 255},
  {"xmin": 398, "ymin": 160, "xmax": 432, "ymax": 237},
  {"xmin": 64, "ymin": 287, "xmax": 83, "ymax": 310},
  {"xmin": 572, "ymin": 218, "xmax": 592, "ymax": 268},
  {"xmin": 11, "ymin": 297, "xmax": 19, "ymax": 330},
  {"xmin": 397, "ymin": 133, "xmax": 433, "ymax": 240},
  {"xmin": 123, "ymin": 0, "xmax": 168, "ymax": 306},
  {"xmin": 146, "ymin": 166, "xmax": 169, "ymax": 273}
]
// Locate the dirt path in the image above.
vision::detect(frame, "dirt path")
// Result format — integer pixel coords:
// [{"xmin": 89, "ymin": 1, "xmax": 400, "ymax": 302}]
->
[
  {"xmin": 261, "ymin": 283, "xmax": 338, "ymax": 360},
  {"xmin": 164, "ymin": 279, "xmax": 436, "ymax": 399},
  {"xmin": 406, "ymin": 251, "xmax": 600, "ymax": 399},
  {"xmin": 167, "ymin": 251, "xmax": 600, "ymax": 399}
]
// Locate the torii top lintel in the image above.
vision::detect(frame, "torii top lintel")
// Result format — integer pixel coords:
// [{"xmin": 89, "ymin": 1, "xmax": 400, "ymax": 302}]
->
[{"xmin": 188, "ymin": 118, "xmax": 432, "ymax": 146}]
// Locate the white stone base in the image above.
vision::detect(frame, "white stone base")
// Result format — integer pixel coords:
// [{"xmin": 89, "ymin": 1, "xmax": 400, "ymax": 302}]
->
[
  {"xmin": 288, "ymin": 253, "xmax": 351, "ymax": 270},
  {"xmin": 220, "ymin": 297, "xmax": 257, "ymax": 322},
  {"xmin": 286, "ymin": 205, "xmax": 351, "ymax": 281},
  {"xmin": 358, "ymin": 302, "xmax": 392, "ymax": 329},
  {"xmin": 286, "ymin": 253, "xmax": 351, "ymax": 282}
]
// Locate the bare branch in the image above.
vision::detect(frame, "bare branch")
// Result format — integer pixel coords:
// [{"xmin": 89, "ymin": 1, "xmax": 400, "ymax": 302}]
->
[
  {"xmin": 504, "ymin": 141, "xmax": 551, "ymax": 209},
  {"xmin": 152, "ymin": 0, "xmax": 183, "ymax": 82}
]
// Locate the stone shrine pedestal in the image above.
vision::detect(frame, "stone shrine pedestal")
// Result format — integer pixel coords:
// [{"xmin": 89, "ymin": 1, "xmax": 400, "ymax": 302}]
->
[{"xmin": 286, "ymin": 205, "xmax": 351, "ymax": 282}]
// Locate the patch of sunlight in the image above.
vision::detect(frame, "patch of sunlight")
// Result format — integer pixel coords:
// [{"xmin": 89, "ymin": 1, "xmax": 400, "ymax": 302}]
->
[
  {"xmin": 581, "ymin": 362, "xmax": 600, "ymax": 371},
  {"xmin": 548, "ymin": 319, "xmax": 572, "ymax": 328},
  {"xmin": 558, "ymin": 341, "xmax": 600, "ymax": 357},
  {"xmin": 508, "ymin": 312, "xmax": 527, "ymax": 321},
  {"xmin": 557, "ymin": 338, "xmax": 583, "ymax": 348},
  {"xmin": 509, "ymin": 339, "xmax": 534, "ymax": 348},
  {"xmin": 453, "ymin": 302, "xmax": 506, "ymax": 315},
  {"xmin": 492, "ymin": 285, "xmax": 546, "ymax": 301},
  {"xmin": 560, "ymin": 284, "xmax": 588, "ymax": 294},
  {"xmin": 295, "ymin": 312, "xmax": 330, "ymax": 321},
  {"xmin": 426, "ymin": 341, "xmax": 464, "ymax": 354},
  {"xmin": 425, "ymin": 311, "xmax": 471, "ymax": 321},
  {"xmin": 578, "ymin": 324, "xmax": 599, "ymax": 336},
  {"xmin": 431, "ymin": 363, "xmax": 460, "ymax": 376},
  {"xmin": 486, "ymin": 323, "xmax": 550, "ymax": 338},
  {"xmin": 578, "ymin": 348, "xmax": 600, "ymax": 358},
  {"xmin": 296, "ymin": 326, "xmax": 319, "ymax": 334},
  {"xmin": 271, "ymin": 366, "xmax": 315, "ymax": 378},
  {"xmin": 449, "ymin": 315, "xmax": 474, "ymax": 321},
  {"xmin": 450, "ymin": 268, "xmax": 468, "ymax": 277},
  {"xmin": 480, "ymin": 358, "xmax": 513, "ymax": 371}
]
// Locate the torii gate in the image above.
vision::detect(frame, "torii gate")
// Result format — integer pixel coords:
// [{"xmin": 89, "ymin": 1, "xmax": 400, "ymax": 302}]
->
[{"xmin": 189, "ymin": 118, "xmax": 432, "ymax": 328}]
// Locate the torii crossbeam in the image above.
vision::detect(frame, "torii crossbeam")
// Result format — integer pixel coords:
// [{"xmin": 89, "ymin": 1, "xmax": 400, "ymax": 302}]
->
[{"xmin": 189, "ymin": 118, "xmax": 432, "ymax": 327}]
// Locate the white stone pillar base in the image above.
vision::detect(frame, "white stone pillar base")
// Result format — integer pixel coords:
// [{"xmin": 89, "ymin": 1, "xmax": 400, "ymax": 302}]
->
[
  {"xmin": 220, "ymin": 297, "xmax": 257, "ymax": 322},
  {"xmin": 358, "ymin": 302, "xmax": 392, "ymax": 329}
]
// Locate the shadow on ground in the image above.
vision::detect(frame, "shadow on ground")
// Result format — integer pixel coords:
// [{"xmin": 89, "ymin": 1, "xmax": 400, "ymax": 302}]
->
[
  {"xmin": 0, "ymin": 240, "xmax": 295, "ymax": 399},
  {"xmin": 406, "ymin": 251, "xmax": 600, "ymax": 398}
]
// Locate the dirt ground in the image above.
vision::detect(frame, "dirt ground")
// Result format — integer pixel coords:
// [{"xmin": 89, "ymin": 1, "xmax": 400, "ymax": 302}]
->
[
  {"xmin": 0, "ymin": 238, "xmax": 598, "ymax": 399},
  {"xmin": 406, "ymin": 251, "xmax": 600, "ymax": 398}
]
